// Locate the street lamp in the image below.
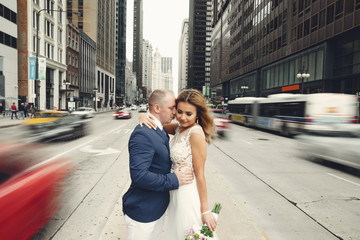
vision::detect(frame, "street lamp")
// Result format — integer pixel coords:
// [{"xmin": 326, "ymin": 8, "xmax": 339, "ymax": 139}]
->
[
  {"xmin": 296, "ymin": 70, "xmax": 310, "ymax": 94},
  {"xmin": 64, "ymin": 79, "xmax": 70, "ymax": 110},
  {"xmin": 35, "ymin": 9, "xmax": 80, "ymax": 110},
  {"xmin": 241, "ymin": 85, "xmax": 249, "ymax": 97},
  {"xmin": 93, "ymin": 88, "xmax": 98, "ymax": 112}
]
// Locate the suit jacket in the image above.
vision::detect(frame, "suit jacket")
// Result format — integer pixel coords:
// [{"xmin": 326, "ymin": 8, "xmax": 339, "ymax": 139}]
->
[{"xmin": 122, "ymin": 124, "xmax": 179, "ymax": 223}]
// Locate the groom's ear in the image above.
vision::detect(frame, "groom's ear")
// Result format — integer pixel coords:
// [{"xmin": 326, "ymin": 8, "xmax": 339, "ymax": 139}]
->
[{"xmin": 154, "ymin": 104, "xmax": 161, "ymax": 114}]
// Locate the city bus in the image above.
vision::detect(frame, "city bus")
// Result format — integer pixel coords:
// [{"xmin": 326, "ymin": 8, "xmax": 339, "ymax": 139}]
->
[{"xmin": 228, "ymin": 93, "xmax": 359, "ymax": 136}]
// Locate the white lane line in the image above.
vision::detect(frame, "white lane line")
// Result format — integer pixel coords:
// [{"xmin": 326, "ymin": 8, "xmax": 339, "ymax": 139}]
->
[
  {"xmin": 327, "ymin": 173, "xmax": 360, "ymax": 187},
  {"xmin": 109, "ymin": 123, "xmax": 127, "ymax": 134},
  {"xmin": 241, "ymin": 139, "xmax": 252, "ymax": 145}
]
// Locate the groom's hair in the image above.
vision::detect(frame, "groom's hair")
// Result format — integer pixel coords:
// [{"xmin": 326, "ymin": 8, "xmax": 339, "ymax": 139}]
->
[{"xmin": 148, "ymin": 89, "xmax": 173, "ymax": 110}]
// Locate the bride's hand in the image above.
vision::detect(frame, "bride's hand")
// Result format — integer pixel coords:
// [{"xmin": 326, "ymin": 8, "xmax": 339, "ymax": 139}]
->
[
  {"xmin": 201, "ymin": 211, "xmax": 217, "ymax": 232},
  {"xmin": 139, "ymin": 113, "xmax": 156, "ymax": 129}
]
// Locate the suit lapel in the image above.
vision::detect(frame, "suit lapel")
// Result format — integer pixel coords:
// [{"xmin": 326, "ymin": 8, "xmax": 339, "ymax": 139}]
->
[{"xmin": 156, "ymin": 128, "xmax": 169, "ymax": 151}]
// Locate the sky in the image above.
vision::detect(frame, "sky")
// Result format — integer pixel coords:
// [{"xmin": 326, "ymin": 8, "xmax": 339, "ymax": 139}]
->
[{"xmin": 126, "ymin": 0, "xmax": 190, "ymax": 94}]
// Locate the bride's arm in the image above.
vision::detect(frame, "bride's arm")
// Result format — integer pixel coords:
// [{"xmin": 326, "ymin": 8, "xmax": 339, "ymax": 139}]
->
[
  {"xmin": 139, "ymin": 113, "xmax": 178, "ymax": 135},
  {"xmin": 190, "ymin": 133, "xmax": 217, "ymax": 232}
]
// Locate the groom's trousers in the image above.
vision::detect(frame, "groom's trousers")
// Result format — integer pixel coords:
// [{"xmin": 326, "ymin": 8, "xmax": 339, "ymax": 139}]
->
[{"xmin": 124, "ymin": 214, "xmax": 165, "ymax": 240}]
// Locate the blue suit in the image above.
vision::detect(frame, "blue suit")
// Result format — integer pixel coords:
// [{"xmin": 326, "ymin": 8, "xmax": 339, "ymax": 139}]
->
[{"xmin": 122, "ymin": 125, "xmax": 179, "ymax": 223}]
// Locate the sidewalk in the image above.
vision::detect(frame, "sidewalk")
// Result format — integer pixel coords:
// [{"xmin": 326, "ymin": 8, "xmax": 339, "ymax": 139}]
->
[
  {"xmin": 0, "ymin": 109, "xmax": 113, "ymax": 129},
  {"xmin": 99, "ymin": 163, "xmax": 265, "ymax": 240},
  {"xmin": 0, "ymin": 116, "xmax": 23, "ymax": 128}
]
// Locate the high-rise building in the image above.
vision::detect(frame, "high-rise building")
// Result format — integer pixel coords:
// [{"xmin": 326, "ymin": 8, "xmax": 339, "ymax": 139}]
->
[
  {"xmin": 115, "ymin": 0, "xmax": 127, "ymax": 106},
  {"xmin": 161, "ymin": 57, "xmax": 173, "ymax": 91},
  {"xmin": 178, "ymin": 19, "xmax": 189, "ymax": 94},
  {"xmin": 188, "ymin": 0, "xmax": 212, "ymax": 95},
  {"xmin": 18, "ymin": 0, "xmax": 67, "ymax": 110},
  {"xmin": 64, "ymin": 22, "xmax": 79, "ymax": 110},
  {"xmin": 72, "ymin": 0, "xmax": 116, "ymax": 108},
  {"xmin": 1, "ymin": 1, "xmax": 18, "ymax": 110},
  {"xmin": 211, "ymin": 0, "xmax": 360, "ymax": 100},
  {"xmin": 133, "ymin": 0, "xmax": 143, "ymax": 94},
  {"xmin": 152, "ymin": 48, "xmax": 161, "ymax": 91},
  {"xmin": 142, "ymin": 39, "xmax": 153, "ymax": 96}
]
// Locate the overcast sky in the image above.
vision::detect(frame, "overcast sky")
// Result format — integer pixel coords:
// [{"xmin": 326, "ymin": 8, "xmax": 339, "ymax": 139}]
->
[{"xmin": 126, "ymin": 0, "xmax": 189, "ymax": 94}]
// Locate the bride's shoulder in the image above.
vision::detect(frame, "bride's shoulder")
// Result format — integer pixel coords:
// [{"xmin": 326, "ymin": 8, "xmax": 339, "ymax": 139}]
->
[{"xmin": 188, "ymin": 124, "xmax": 205, "ymax": 137}]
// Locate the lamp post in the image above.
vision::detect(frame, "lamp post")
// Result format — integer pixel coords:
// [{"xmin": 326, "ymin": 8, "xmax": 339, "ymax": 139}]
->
[
  {"xmin": 35, "ymin": 9, "xmax": 79, "ymax": 110},
  {"xmin": 93, "ymin": 88, "xmax": 98, "ymax": 112},
  {"xmin": 241, "ymin": 85, "xmax": 249, "ymax": 97},
  {"xmin": 296, "ymin": 70, "xmax": 310, "ymax": 94},
  {"xmin": 64, "ymin": 79, "xmax": 70, "ymax": 110}
]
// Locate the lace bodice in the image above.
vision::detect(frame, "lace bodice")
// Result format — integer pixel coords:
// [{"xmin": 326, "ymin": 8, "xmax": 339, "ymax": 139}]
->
[{"xmin": 169, "ymin": 124, "xmax": 205, "ymax": 171}]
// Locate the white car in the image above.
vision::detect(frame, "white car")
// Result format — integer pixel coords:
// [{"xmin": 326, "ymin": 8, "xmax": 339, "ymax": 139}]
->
[
  {"xmin": 138, "ymin": 104, "xmax": 147, "ymax": 112},
  {"xmin": 130, "ymin": 105, "xmax": 137, "ymax": 111},
  {"xmin": 71, "ymin": 107, "xmax": 96, "ymax": 118},
  {"xmin": 295, "ymin": 124, "xmax": 360, "ymax": 170}
]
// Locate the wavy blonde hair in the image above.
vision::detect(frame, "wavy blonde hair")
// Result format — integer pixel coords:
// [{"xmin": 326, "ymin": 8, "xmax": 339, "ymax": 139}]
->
[{"xmin": 176, "ymin": 89, "xmax": 215, "ymax": 143}]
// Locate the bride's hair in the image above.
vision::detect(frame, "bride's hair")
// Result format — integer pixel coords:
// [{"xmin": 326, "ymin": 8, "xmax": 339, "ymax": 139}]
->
[{"xmin": 176, "ymin": 89, "xmax": 215, "ymax": 143}]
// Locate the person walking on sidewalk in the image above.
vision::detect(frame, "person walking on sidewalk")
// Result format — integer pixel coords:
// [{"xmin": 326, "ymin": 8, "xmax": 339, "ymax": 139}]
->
[
  {"xmin": 122, "ymin": 89, "xmax": 194, "ymax": 240},
  {"xmin": 140, "ymin": 89, "xmax": 218, "ymax": 239},
  {"xmin": 10, "ymin": 103, "xmax": 17, "ymax": 120},
  {"xmin": 18, "ymin": 103, "xmax": 25, "ymax": 120}
]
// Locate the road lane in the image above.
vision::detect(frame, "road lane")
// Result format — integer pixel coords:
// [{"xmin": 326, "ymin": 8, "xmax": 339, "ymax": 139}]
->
[{"xmin": 211, "ymin": 123, "xmax": 360, "ymax": 240}]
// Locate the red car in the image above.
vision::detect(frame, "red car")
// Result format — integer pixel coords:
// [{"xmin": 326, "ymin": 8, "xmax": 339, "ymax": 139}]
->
[
  {"xmin": 113, "ymin": 109, "xmax": 132, "ymax": 119},
  {"xmin": 210, "ymin": 109, "xmax": 232, "ymax": 138},
  {"xmin": 0, "ymin": 143, "xmax": 72, "ymax": 240}
]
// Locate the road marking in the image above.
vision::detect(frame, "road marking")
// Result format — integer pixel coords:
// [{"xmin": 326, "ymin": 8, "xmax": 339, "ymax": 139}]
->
[
  {"xmin": 327, "ymin": 173, "xmax": 360, "ymax": 187},
  {"xmin": 80, "ymin": 145, "xmax": 121, "ymax": 156},
  {"xmin": 241, "ymin": 139, "xmax": 252, "ymax": 145},
  {"xmin": 109, "ymin": 123, "xmax": 127, "ymax": 134}
]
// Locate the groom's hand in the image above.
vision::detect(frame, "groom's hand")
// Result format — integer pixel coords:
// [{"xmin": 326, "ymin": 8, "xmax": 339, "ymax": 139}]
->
[{"xmin": 174, "ymin": 165, "xmax": 194, "ymax": 186}]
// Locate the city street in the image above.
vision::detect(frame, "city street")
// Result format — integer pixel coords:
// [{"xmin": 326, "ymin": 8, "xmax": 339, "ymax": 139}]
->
[{"xmin": 1, "ymin": 111, "xmax": 360, "ymax": 240}]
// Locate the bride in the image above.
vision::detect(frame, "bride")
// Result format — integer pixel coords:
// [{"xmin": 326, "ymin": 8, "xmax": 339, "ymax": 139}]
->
[{"xmin": 140, "ymin": 88, "xmax": 217, "ymax": 239}]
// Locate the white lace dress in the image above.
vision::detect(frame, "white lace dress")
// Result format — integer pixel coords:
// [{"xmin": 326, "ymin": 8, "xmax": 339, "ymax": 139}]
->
[{"xmin": 164, "ymin": 125, "xmax": 204, "ymax": 239}]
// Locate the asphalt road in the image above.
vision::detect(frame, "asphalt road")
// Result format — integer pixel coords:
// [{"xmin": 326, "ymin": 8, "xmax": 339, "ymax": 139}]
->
[{"xmin": 1, "ymin": 111, "xmax": 360, "ymax": 240}]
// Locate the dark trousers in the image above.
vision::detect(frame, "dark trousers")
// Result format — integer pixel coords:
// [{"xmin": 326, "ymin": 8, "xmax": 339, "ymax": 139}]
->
[{"xmin": 11, "ymin": 110, "xmax": 17, "ymax": 119}]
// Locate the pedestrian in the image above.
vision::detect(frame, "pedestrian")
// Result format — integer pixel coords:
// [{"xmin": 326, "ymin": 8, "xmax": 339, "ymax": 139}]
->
[
  {"xmin": 19, "ymin": 103, "xmax": 25, "ymax": 120},
  {"xmin": 0, "ymin": 103, "xmax": 3, "ymax": 118},
  {"xmin": 122, "ymin": 89, "xmax": 194, "ymax": 240},
  {"xmin": 139, "ymin": 89, "xmax": 218, "ymax": 239},
  {"xmin": 24, "ymin": 102, "xmax": 29, "ymax": 118},
  {"xmin": 10, "ymin": 102, "xmax": 17, "ymax": 120}
]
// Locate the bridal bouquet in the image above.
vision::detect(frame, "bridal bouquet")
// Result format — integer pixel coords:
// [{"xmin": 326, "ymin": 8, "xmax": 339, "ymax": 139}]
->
[{"xmin": 185, "ymin": 203, "xmax": 222, "ymax": 240}]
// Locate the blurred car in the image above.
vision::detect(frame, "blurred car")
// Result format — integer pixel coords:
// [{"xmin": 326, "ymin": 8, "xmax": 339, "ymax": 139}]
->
[
  {"xmin": 138, "ymin": 104, "xmax": 147, "ymax": 112},
  {"xmin": 210, "ymin": 109, "xmax": 231, "ymax": 138},
  {"xmin": 295, "ymin": 124, "xmax": 360, "ymax": 169},
  {"xmin": 22, "ymin": 110, "xmax": 89, "ymax": 142},
  {"xmin": 0, "ymin": 143, "xmax": 72, "ymax": 239},
  {"xmin": 71, "ymin": 107, "xmax": 96, "ymax": 118},
  {"xmin": 113, "ymin": 109, "xmax": 132, "ymax": 119},
  {"xmin": 130, "ymin": 105, "xmax": 137, "ymax": 111}
]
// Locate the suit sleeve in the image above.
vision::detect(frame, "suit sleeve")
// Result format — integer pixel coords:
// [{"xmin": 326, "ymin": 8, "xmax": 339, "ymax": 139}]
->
[{"xmin": 128, "ymin": 130, "xmax": 179, "ymax": 191}]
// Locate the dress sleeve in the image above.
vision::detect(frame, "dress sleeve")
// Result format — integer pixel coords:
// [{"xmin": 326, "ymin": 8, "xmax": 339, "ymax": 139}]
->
[{"xmin": 188, "ymin": 126, "xmax": 205, "ymax": 139}]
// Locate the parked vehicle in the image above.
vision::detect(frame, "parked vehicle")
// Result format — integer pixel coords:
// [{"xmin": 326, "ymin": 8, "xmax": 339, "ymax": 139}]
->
[
  {"xmin": 113, "ymin": 109, "xmax": 132, "ymax": 119},
  {"xmin": 0, "ymin": 143, "xmax": 72, "ymax": 239},
  {"xmin": 71, "ymin": 107, "xmax": 96, "ymax": 118},
  {"xmin": 227, "ymin": 93, "xmax": 359, "ymax": 136},
  {"xmin": 22, "ymin": 110, "xmax": 89, "ymax": 142}
]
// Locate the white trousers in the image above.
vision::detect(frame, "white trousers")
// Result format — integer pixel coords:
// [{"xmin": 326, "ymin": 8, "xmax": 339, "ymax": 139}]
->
[{"xmin": 125, "ymin": 214, "xmax": 165, "ymax": 240}]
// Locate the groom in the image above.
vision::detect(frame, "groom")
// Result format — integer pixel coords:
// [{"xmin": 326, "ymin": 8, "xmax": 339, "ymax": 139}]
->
[{"xmin": 122, "ymin": 89, "xmax": 194, "ymax": 239}]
